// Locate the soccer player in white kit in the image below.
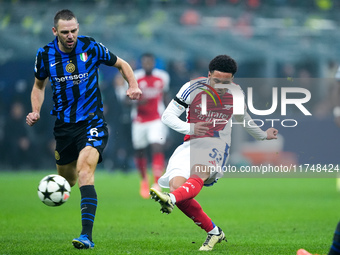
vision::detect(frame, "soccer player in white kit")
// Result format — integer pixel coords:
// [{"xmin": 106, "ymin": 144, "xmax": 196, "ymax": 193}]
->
[
  {"xmin": 132, "ymin": 53, "xmax": 170, "ymax": 198},
  {"xmin": 150, "ymin": 55, "xmax": 278, "ymax": 251}
]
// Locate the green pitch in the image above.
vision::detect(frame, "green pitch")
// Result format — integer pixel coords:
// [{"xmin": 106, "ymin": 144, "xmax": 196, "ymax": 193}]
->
[{"xmin": 0, "ymin": 170, "xmax": 339, "ymax": 255}]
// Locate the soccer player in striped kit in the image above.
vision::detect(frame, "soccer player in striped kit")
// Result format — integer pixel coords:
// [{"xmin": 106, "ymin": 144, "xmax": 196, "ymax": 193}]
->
[
  {"xmin": 26, "ymin": 9, "xmax": 142, "ymax": 249},
  {"xmin": 150, "ymin": 55, "xmax": 278, "ymax": 251}
]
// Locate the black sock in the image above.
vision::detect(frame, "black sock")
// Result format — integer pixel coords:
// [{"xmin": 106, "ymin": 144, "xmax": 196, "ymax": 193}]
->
[
  {"xmin": 329, "ymin": 221, "xmax": 340, "ymax": 255},
  {"xmin": 80, "ymin": 185, "xmax": 97, "ymax": 241}
]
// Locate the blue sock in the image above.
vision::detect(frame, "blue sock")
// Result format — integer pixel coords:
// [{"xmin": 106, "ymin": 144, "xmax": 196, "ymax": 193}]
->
[{"xmin": 80, "ymin": 185, "xmax": 97, "ymax": 241}]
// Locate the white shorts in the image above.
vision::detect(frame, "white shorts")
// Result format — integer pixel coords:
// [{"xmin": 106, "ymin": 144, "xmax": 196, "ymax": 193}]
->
[
  {"xmin": 158, "ymin": 137, "xmax": 230, "ymax": 188},
  {"xmin": 132, "ymin": 119, "xmax": 168, "ymax": 149}
]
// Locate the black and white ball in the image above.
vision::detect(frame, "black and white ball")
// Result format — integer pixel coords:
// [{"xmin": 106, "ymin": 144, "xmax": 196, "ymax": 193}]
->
[{"xmin": 37, "ymin": 174, "xmax": 71, "ymax": 206}]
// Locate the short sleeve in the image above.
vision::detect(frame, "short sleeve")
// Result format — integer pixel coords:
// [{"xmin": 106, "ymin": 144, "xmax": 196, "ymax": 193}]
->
[
  {"xmin": 34, "ymin": 49, "xmax": 48, "ymax": 80},
  {"xmin": 175, "ymin": 81, "xmax": 192, "ymax": 105},
  {"xmin": 96, "ymin": 42, "xmax": 117, "ymax": 66}
]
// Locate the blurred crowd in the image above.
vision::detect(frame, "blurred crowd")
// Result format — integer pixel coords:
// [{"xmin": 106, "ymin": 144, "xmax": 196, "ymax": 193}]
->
[{"xmin": 0, "ymin": 0, "xmax": 338, "ymax": 10}]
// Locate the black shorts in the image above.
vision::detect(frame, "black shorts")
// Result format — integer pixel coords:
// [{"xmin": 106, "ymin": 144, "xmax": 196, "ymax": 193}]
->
[{"xmin": 53, "ymin": 118, "xmax": 108, "ymax": 165}]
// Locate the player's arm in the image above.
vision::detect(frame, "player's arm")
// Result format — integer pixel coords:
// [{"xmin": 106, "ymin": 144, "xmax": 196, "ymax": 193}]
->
[
  {"xmin": 162, "ymin": 98, "xmax": 194, "ymax": 135},
  {"xmin": 163, "ymin": 80, "xmax": 212, "ymax": 136},
  {"xmin": 234, "ymin": 111, "xmax": 278, "ymax": 140},
  {"xmin": 26, "ymin": 78, "xmax": 47, "ymax": 126},
  {"xmin": 162, "ymin": 97, "xmax": 209, "ymax": 136},
  {"xmin": 113, "ymin": 57, "xmax": 142, "ymax": 100}
]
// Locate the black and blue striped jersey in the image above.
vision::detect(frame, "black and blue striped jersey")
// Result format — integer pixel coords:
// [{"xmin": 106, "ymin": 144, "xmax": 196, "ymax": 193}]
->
[{"xmin": 34, "ymin": 35, "xmax": 117, "ymax": 123}]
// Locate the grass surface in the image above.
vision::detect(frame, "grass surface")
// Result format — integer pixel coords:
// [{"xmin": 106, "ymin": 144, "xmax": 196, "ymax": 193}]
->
[{"xmin": 0, "ymin": 170, "xmax": 339, "ymax": 254}]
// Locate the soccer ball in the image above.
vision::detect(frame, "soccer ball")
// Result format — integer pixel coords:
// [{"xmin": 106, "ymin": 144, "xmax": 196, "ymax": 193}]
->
[{"xmin": 37, "ymin": 174, "xmax": 71, "ymax": 206}]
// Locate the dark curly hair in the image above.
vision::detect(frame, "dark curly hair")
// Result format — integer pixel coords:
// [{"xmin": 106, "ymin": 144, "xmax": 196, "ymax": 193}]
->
[
  {"xmin": 208, "ymin": 55, "xmax": 238, "ymax": 76},
  {"xmin": 54, "ymin": 9, "xmax": 76, "ymax": 28}
]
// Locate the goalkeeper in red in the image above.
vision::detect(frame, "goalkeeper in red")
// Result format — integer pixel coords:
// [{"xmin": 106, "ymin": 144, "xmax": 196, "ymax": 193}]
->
[{"xmin": 150, "ymin": 55, "xmax": 278, "ymax": 251}]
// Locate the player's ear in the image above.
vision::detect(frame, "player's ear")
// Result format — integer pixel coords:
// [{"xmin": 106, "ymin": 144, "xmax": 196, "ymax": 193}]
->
[
  {"xmin": 208, "ymin": 71, "xmax": 211, "ymax": 78},
  {"xmin": 52, "ymin": 27, "xmax": 57, "ymax": 36}
]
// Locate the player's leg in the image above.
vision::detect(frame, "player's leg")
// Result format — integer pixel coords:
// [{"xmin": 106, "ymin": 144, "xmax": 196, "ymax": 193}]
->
[
  {"xmin": 170, "ymin": 164, "xmax": 209, "ymax": 202},
  {"xmin": 176, "ymin": 198, "xmax": 226, "ymax": 251},
  {"xmin": 55, "ymin": 147, "xmax": 96, "ymax": 249},
  {"xmin": 57, "ymin": 161, "xmax": 77, "ymax": 187},
  {"xmin": 162, "ymin": 139, "xmax": 228, "ymax": 204},
  {"xmin": 135, "ymin": 148, "xmax": 149, "ymax": 198},
  {"xmin": 77, "ymin": 146, "xmax": 99, "ymax": 186},
  {"xmin": 150, "ymin": 173, "xmax": 226, "ymax": 251},
  {"xmin": 170, "ymin": 169, "xmax": 226, "ymax": 251},
  {"xmin": 72, "ymin": 146, "xmax": 99, "ymax": 249},
  {"xmin": 150, "ymin": 142, "xmax": 164, "ymax": 191},
  {"xmin": 135, "ymin": 147, "xmax": 148, "ymax": 181},
  {"xmin": 148, "ymin": 120, "xmax": 167, "ymax": 191},
  {"xmin": 132, "ymin": 121, "xmax": 149, "ymax": 198},
  {"xmin": 72, "ymin": 119, "xmax": 108, "ymax": 249},
  {"xmin": 168, "ymin": 174, "xmax": 221, "ymax": 231},
  {"xmin": 54, "ymin": 122, "xmax": 78, "ymax": 187},
  {"xmin": 150, "ymin": 164, "xmax": 208, "ymax": 214},
  {"xmin": 150, "ymin": 141, "xmax": 208, "ymax": 212},
  {"xmin": 150, "ymin": 167, "xmax": 207, "ymax": 214}
]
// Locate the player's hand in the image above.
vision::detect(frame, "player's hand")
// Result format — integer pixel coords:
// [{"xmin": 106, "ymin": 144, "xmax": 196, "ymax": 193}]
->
[
  {"xmin": 194, "ymin": 122, "xmax": 211, "ymax": 136},
  {"xmin": 26, "ymin": 112, "xmax": 40, "ymax": 126},
  {"xmin": 126, "ymin": 87, "xmax": 142, "ymax": 100},
  {"xmin": 265, "ymin": 127, "xmax": 278, "ymax": 140}
]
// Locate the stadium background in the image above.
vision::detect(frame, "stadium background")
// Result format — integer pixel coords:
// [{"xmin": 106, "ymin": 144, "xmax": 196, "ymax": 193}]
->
[{"xmin": 0, "ymin": 0, "xmax": 339, "ymax": 171}]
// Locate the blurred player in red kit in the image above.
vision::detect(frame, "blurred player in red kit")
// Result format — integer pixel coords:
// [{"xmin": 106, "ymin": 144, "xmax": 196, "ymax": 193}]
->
[{"xmin": 132, "ymin": 53, "xmax": 170, "ymax": 198}]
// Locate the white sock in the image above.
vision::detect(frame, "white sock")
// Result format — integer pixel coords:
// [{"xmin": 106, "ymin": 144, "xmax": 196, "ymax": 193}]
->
[
  {"xmin": 169, "ymin": 193, "xmax": 176, "ymax": 204},
  {"xmin": 208, "ymin": 226, "xmax": 220, "ymax": 235}
]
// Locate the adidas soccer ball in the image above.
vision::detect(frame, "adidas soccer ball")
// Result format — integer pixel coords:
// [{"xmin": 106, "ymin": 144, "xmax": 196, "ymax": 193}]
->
[{"xmin": 37, "ymin": 174, "xmax": 71, "ymax": 206}]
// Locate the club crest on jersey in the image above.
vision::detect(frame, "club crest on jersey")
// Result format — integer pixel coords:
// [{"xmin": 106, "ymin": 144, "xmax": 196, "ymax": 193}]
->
[
  {"xmin": 80, "ymin": 52, "xmax": 88, "ymax": 62},
  {"xmin": 223, "ymin": 105, "xmax": 233, "ymax": 110},
  {"xmin": 55, "ymin": 150, "xmax": 60, "ymax": 160},
  {"xmin": 66, "ymin": 61, "xmax": 75, "ymax": 73}
]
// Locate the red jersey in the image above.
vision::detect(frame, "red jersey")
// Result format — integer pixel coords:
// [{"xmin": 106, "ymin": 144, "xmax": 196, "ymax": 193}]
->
[
  {"xmin": 133, "ymin": 68, "xmax": 170, "ymax": 123},
  {"xmin": 175, "ymin": 77, "xmax": 237, "ymax": 142}
]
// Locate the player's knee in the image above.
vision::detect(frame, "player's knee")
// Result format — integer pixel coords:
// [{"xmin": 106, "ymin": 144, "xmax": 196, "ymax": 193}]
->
[
  {"xmin": 169, "ymin": 177, "xmax": 187, "ymax": 192},
  {"xmin": 190, "ymin": 165, "xmax": 209, "ymax": 182},
  {"xmin": 170, "ymin": 184, "xmax": 180, "ymax": 192},
  {"xmin": 77, "ymin": 168, "xmax": 95, "ymax": 186}
]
